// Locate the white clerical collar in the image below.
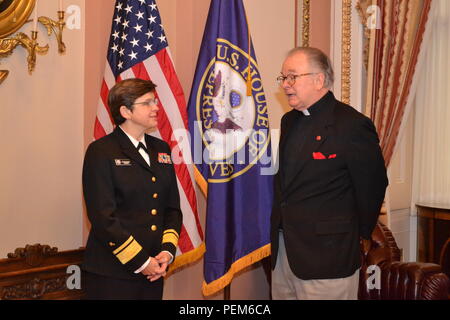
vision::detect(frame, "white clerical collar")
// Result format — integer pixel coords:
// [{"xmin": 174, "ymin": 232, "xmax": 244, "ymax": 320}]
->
[
  {"xmin": 119, "ymin": 126, "xmax": 147, "ymax": 148},
  {"xmin": 302, "ymin": 109, "xmax": 311, "ymax": 116}
]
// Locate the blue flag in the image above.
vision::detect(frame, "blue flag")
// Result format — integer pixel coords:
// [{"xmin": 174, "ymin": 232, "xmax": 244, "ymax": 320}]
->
[{"xmin": 187, "ymin": 0, "xmax": 274, "ymax": 296}]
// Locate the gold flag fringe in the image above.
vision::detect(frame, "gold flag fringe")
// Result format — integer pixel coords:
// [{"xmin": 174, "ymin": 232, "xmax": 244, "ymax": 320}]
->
[
  {"xmin": 202, "ymin": 244, "xmax": 271, "ymax": 296},
  {"xmin": 166, "ymin": 242, "xmax": 206, "ymax": 277},
  {"xmin": 194, "ymin": 166, "xmax": 208, "ymax": 196}
]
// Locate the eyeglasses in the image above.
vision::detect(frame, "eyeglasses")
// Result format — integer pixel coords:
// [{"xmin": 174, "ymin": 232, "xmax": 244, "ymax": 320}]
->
[
  {"xmin": 132, "ymin": 98, "xmax": 159, "ymax": 107},
  {"xmin": 276, "ymin": 73, "xmax": 318, "ymax": 86}
]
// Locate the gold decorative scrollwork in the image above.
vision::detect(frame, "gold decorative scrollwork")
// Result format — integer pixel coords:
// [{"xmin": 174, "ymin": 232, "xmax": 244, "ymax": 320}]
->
[
  {"xmin": 302, "ymin": 0, "xmax": 310, "ymax": 47},
  {"xmin": 0, "ymin": 1, "xmax": 66, "ymax": 84},
  {"xmin": 341, "ymin": 0, "xmax": 352, "ymax": 105},
  {"xmin": 0, "ymin": 31, "xmax": 49, "ymax": 74},
  {"xmin": 38, "ymin": 12, "xmax": 66, "ymax": 54}
]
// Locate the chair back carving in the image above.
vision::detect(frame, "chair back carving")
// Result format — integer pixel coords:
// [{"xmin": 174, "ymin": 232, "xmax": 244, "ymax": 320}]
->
[{"xmin": 0, "ymin": 243, "xmax": 84, "ymax": 300}]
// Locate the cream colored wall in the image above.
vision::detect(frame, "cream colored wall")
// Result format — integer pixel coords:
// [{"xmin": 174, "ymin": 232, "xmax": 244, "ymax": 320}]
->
[
  {"xmin": 386, "ymin": 108, "xmax": 415, "ymax": 262},
  {"xmin": 83, "ymin": 0, "xmax": 116, "ymax": 241},
  {"xmin": 0, "ymin": 0, "xmax": 85, "ymax": 257},
  {"xmin": 310, "ymin": 0, "xmax": 331, "ymax": 55}
]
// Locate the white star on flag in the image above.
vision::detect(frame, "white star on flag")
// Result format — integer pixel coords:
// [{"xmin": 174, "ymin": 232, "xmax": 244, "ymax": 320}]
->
[
  {"xmin": 144, "ymin": 43, "xmax": 152, "ymax": 52},
  {"xmin": 130, "ymin": 38, "xmax": 140, "ymax": 47},
  {"xmin": 136, "ymin": 11, "xmax": 144, "ymax": 20},
  {"xmin": 133, "ymin": 23, "xmax": 143, "ymax": 33},
  {"xmin": 158, "ymin": 34, "xmax": 166, "ymax": 43},
  {"xmin": 125, "ymin": 5, "xmax": 133, "ymax": 14},
  {"xmin": 128, "ymin": 50, "xmax": 138, "ymax": 60}
]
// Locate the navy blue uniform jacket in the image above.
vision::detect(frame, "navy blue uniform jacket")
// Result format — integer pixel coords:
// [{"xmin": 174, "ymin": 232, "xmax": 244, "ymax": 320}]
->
[{"xmin": 82, "ymin": 127, "xmax": 182, "ymax": 280}]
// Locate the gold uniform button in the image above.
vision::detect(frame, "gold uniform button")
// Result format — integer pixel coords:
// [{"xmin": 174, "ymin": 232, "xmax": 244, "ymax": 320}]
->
[
  {"xmin": 151, "ymin": 209, "xmax": 157, "ymax": 216},
  {"xmin": 153, "ymin": 193, "xmax": 158, "ymax": 199},
  {"xmin": 151, "ymin": 177, "xmax": 156, "ymax": 183},
  {"xmin": 151, "ymin": 225, "xmax": 157, "ymax": 231},
  {"xmin": 109, "ymin": 242, "xmax": 115, "ymax": 247}
]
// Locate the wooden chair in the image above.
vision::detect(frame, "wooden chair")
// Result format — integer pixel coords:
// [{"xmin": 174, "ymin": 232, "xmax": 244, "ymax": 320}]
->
[{"xmin": 0, "ymin": 244, "xmax": 84, "ymax": 300}]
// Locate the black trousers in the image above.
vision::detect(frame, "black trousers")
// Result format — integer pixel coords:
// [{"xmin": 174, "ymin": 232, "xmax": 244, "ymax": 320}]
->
[{"xmin": 82, "ymin": 271, "xmax": 163, "ymax": 300}]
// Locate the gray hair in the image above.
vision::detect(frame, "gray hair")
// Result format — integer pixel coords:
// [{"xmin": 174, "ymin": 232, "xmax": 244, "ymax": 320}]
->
[{"xmin": 287, "ymin": 47, "xmax": 334, "ymax": 89}]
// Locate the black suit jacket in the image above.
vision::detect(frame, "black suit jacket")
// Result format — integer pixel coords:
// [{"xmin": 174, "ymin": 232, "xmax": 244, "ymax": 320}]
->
[
  {"xmin": 82, "ymin": 127, "xmax": 182, "ymax": 280},
  {"xmin": 271, "ymin": 91, "xmax": 388, "ymax": 280}
]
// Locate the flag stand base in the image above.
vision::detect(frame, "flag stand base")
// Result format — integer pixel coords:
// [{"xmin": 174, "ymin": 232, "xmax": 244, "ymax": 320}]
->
[
  {"xmin": 224, "ymin": 284, "xmax": 231, "ymax": 300},
  {"xmin": 222, "ymin": 257, "xmax": 271, "ymax": 300}
]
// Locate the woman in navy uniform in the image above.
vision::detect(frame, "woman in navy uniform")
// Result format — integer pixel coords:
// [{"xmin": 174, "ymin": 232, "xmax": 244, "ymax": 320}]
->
[{"xmin": 82, "ymin": 78, "xmax": 182, "ymax": 300}]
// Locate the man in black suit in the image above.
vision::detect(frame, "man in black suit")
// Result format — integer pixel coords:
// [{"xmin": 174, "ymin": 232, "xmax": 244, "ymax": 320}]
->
[
  {"xmin": 82, "ymin": 78, "xmax": 182, "ymax": 299},
  {"xmin": 271, "ymin": 47, "xmax": 388, "ymax": 299}
]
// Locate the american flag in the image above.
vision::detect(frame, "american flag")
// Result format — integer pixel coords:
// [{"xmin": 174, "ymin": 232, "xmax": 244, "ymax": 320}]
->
[{"xmin": 94, "ymin": 0, "xmax": 204, "ymax": 271}]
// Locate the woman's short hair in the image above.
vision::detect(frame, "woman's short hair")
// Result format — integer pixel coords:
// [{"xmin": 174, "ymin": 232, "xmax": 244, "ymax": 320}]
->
[{"xmin": 108, "ymin": 78, "xmax": 157, "ymax": 125}]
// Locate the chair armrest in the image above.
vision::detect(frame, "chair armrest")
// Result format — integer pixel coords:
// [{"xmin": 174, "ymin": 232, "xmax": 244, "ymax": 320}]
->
[{"xmin": 360, "ymin": 261, "xmax": 449, "ymax": 300}]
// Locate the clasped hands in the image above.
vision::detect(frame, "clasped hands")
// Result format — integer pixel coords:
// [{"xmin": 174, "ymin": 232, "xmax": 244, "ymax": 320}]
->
[{"xmin": 141, "ymin": 251, "xmax": 171, "ymax": 282}]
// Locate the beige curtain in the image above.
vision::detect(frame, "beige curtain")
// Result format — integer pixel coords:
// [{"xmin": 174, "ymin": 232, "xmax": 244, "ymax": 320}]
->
[
  {"xmin": 364, "ymin": 0, "xmax": 433, "ymax": 167},
  {"xmin": 412, "ymin": 0, "xmax": 450, "ymax": 206}
]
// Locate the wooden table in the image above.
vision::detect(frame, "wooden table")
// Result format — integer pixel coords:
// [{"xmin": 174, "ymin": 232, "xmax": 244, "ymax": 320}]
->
[{"xmin": 416, "ymin": 203, "xmax": 450, "ymax": 279}]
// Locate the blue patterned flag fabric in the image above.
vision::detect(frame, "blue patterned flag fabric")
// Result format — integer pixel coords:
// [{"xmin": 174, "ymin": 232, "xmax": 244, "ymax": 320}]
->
[{"xmin": 187, "ymin": 0, "xmax": 274, "ymax": 296}]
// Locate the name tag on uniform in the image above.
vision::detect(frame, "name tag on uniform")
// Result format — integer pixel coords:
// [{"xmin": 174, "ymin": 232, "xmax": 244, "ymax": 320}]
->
[
  {"xmin": 158, "ymin": 153, "xmax": 172, "ymax": 164},
  {"xmin": 115, "ymin": 159, "xmax": 132, "ymax": 166}
]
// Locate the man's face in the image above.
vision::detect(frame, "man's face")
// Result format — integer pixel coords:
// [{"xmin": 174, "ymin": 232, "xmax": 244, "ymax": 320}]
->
[{"xmin": 280, "ymin": 53, "xmax": 322, "ymax": 111}]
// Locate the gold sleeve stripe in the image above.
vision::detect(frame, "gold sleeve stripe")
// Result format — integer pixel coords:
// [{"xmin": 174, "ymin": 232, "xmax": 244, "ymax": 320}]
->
[
  {"xmin": 113, "ymin": 236, "xmax": 134, "ymax": 255},
  {"xmin": 116, "ymin": 239, "xmax": 143, "ymax": 265},
  {"xmin": 163, "ymin": 229, "xmax": 180, "ymax": 242},
  {"xmin": 162, "ymin": 233, "xmax": 179, "ymax": 247},
  {"xmin": 163, "ymin": 229, "xmax": 179, "ymax": 238},
  {"xmin": 162, "ymin": 229, "xmax": 179, "ymax": 247}
]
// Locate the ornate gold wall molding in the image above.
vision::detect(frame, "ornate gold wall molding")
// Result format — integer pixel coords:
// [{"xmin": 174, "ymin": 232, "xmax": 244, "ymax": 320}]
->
[
  {"xmin": 299, "ymin": 0, "xmax": 356, "ymax": 105},
  {"xmin": 341, "ymin": 0, "xmax": 352, "ymax": 105},
  {"xmin": 302, "ymin": 0, "xmax": 310, "ymax": 47}
]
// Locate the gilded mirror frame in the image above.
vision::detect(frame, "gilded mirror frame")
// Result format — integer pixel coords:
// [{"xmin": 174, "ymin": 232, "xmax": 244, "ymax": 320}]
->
[
  {"xmin": 296, "ymin": 0, "xmax": 353, "ymax": 105},
  {"xmin": 0, "ymin": 0, "xmax": 36, "ymax": 38}
]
